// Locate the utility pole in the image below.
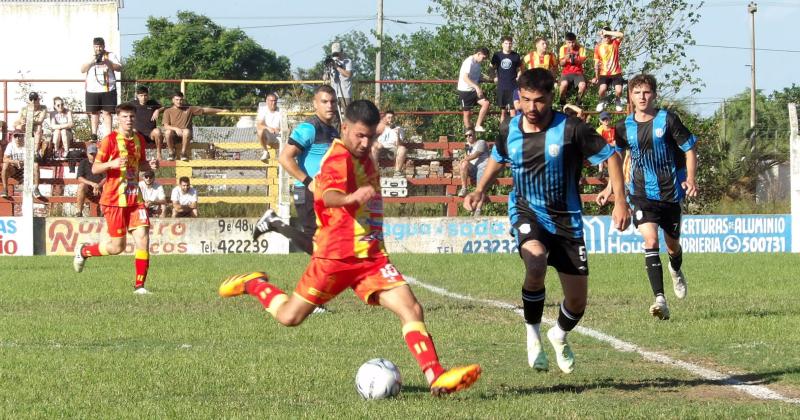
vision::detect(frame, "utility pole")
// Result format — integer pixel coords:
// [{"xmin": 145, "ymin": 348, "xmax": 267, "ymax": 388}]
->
[
  {"xmin": 375, "ymin": 0, "xmax": 384, "ymax": 106},
  {"xmin": 748, "ymin": 2, "xmax": 757, "ymax": 129}
]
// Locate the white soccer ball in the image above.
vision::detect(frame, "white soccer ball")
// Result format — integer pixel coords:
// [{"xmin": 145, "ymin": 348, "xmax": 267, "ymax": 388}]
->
[{"xmin": 355, "ymin": 358, "xmax": 402, "ymax": 400}]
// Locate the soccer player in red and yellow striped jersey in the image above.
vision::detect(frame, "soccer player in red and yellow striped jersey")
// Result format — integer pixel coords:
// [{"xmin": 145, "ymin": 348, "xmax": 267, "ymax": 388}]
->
[
  {"xmin": 592, "ymin": 27, "xmax": 626, "ymax": 112},
  {"xmin": 72, "ymin": 102, "xmax": 158, "ymax": 294},
  {"xmin": 219, "ymin": 100, "xmax": 481, "ymax": 396}
]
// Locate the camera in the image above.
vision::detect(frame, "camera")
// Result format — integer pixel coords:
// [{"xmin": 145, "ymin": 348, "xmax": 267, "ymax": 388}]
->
[
  {"xmin": 95, "ymin": 51, "xmax": 105, "ymax": 64},
  {"xmin": 324, "ymin": 55, "xmax": 336, "ymax": 67}
]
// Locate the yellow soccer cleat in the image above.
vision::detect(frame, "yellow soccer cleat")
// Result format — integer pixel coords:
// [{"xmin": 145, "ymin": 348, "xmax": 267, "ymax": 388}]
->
[
  {"xmin": 219, "ymin": 272, "xmax": 268, "ymax": 298},
  {"xmin": 430, "ymin": 364, "xmax": 481, "ymax": 396}
]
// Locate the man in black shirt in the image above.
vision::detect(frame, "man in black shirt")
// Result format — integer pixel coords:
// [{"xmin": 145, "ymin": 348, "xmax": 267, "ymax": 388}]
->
[
  {"xmin": 491, "ymin": 36, "xmax": 522, "ymax": 124},
  {"xmin": 75, "ymin": 143, "xmax": 105, "ymax": 216},
  {"xmin": 127, "ymin": 86, "xmax": 163, "ymax": 159}
]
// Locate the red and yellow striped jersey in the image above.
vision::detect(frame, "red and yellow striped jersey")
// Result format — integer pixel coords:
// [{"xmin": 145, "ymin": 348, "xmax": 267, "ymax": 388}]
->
[
  {"xmin": 313, "ymin": 139, "xmax": 386, "ymax": 259},
  {"xmin": 97, "ymin": 130, "xmax": 146, "ymax": 207},
  {"xmin": 523, "ymin": 51, "xmax": 558, "ymax": 72},
  {"xmin": 594, "ymin": 39, "xmax": 622, "ymax": 76},
  {"xmin": 558, "ymin": 44, "xmax": 587, "ymax": 75}
]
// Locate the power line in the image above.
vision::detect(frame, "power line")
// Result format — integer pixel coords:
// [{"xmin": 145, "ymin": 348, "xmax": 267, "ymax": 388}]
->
[
  {"xmin": 121, "ymin": 18, "xmax": 375, "ymax": 36},
  {"xmin": 684, "ymin": 43, "xmax": 800, "ymax": 53}
]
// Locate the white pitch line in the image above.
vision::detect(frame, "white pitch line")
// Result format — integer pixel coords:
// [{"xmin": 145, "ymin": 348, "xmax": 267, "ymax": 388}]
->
[{"xmin": 405, "ymin": 275, "xmax": 800, "ymax": 405}]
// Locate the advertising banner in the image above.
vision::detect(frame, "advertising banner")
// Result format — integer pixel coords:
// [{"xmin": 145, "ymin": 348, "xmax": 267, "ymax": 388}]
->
[{"xmin": 0, "ymin": 217, "xmax": 25, "ymax": 256}]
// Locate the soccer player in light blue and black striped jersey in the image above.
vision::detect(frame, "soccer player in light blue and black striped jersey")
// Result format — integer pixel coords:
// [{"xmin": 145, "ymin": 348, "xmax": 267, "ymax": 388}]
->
[
  {"xmin": 464, "ymin": 68, "xmax": 631, "ymax": 374},
  {"xmin": 611, "ymin": 74, "xmax": 698, "ymax": 321}
]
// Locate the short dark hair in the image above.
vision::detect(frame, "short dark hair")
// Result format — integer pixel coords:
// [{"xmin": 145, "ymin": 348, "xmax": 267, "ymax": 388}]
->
[
  {"xmin": 517, "ymin": 68, "xmax": 555, "ymax": 95},
  {"xmin": 383, "ymin": 109, "xmax": 395, "ymax": 116},
  {"xmin": 476, "ymin": 46, "xmax": 490, "ymax": 56},
  {"xmin": 115, "ymin": 102, "xmax": 136, "ymax": 114},
  {"xmin": 173, "ymin": 91, "xmax": 185, "ymax": 98},
  {"xmin": 179, "ymin": 176, "xmax": 190, "ymax": 184},
  {"xmin": 602, "ymin": 26, "xmax": 612, "ymax": 32},
  {"xmin": 93, "ymin": 37, "xmax": 105, "ymax": 46},
  {"xmin": 344, "ymin": 100, "xmax": 381, "ymax": 127},
  {"xmin": 314, "ymin": 85, "xmax": 336, "ymax": 98},
  {"xmin": 534, "ymin": 37, "xmax": 547, "ymax": 44},
  {"xmin": 565, "ymin": 32, "xmax": 577, "ymax": 41},
  {"xmin": 501, "ymin": 35, "xmax": 513, "ymax": 43},
  {"xmin": 628, "ymin": 74, "xmax": 658, "ymax": 94},
  {"xmin": 266, "ymin": 92, "xmax": 278, "ymax": 100},
  {"xmin": 136, "ymin": 86, "xmax": 149, "ymax": 94}
]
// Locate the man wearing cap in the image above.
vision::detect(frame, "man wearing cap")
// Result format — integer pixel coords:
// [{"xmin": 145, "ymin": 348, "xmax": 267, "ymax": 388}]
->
[
  {"xmin": 75, "ymin": 143, "xmax": 105, "ymax": 216},
  {"xmin": 1, "ymin": 130, "xmax": 42, "ymax": 199},
  {"xmin": 139, "ymin": 169, "xmax": 167, "ymax": 218},
  {"xmin": 323, "ymin": 42, "xmax": 353, "ymax": 110},
  {"xmin": 80, "ymin": 37, "xmax": 122, "ymax": 140},
  {"xmin": 596, "ymin": 111, "xmax": 616, "ymax": 145}
]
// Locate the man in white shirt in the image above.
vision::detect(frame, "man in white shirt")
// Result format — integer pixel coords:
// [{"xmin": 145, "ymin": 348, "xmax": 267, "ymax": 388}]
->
[
  {"xmin": 457, "ymin": 129, "xmax": 489, "ymax": 197},
  {"xmin": 171, "ymin": 176, "xmax": 198, "ymax": 217},
  {"xmin": 324, "ymin": 42, "xmax": 353, "ymax": 111},
  {"xmin": 457, "ymin": 47, "xmax": 491, "ymax": 133},
  {"xmin": 370, "ymin": 110, "xmax": 408, "ymax": 178},
  {"xmin": 256, "ymin": 93, "xmax": 283, "ymax": 163},
  {"xmin": 80, "ymin": 37, "xmax": 122, "ymax": 140},
  {"xmin": 1, "ymin": 131, "xmax": 41, "ymax": 199},
  {"xmin": 139, "ymin": 169, "xmax": 167, "ymax": 217}
]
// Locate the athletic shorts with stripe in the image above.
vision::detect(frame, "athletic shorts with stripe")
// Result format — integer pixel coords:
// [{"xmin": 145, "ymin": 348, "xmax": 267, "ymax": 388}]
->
[
  {"xmin": 103, "ymin": 204, "xmax": 150, "ymax": 238},
  {"xmin": 294, "ymin": 255, "xmax": 407, "ymax": 306}
]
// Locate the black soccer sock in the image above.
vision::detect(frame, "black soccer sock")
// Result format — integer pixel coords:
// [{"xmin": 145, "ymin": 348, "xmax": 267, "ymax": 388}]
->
[
  {"xmin": 522, "ymin": 287, "xmax": 545, "ymax": 325},
  {"xmin": 645, "ymin": 247, "xmax": 664, "ymax": 296},
  {"xmin": 556, "ymin": 302, "xmax": 584, "ymax": 332},
  {"xmin": 668, "ymin": 248, "xmax": 683, "ymax": 271},
  {"xmin": 271, "ymin": 222, "xmax": 313, "ymax": 255}
]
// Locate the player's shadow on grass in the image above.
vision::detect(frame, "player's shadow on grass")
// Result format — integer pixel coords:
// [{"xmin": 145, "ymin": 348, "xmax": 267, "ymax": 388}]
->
[{"xmin": 487, "ymin": 366, "xmax": 800, "ymax": 397}]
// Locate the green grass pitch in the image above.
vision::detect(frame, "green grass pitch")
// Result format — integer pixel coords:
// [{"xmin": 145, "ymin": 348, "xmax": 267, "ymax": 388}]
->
[{"xmin": 1, "ymin": 253, "xmax": 799, "ymax": 418}]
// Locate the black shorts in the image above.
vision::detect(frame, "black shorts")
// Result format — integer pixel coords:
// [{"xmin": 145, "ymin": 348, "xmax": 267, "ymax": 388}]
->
[
  {"xmin": 85, "ymin": 91, "xmax": 118, "ymax": 113},
  {"xmin": 497, "ymin": 88, "xmax": 515, "ymax": 109},
  {"xmin": 629, "ymin": 196, "xmax": 682, "ymax": 239},
  {"xmin": 597, "ymin": 74, "xmax": 624, "ymax": 88},
  {"xmin": 560, "ymin": 73, "xmax": 585, "ymax": 88},
  {"xmin": 511, "ymin": 213, "xmax": 588, "ymax": 276},
  {"xmin": 458, "ymin": 90, "xmax": 483, "ymax": 110}
]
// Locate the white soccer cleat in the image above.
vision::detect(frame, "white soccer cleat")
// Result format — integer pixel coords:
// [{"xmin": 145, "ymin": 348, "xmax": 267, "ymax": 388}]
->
[
  {"xmin": 546, "ymin": 327, "xmax": 575, "ymax": 374},
  {"xmin": 252, "ymin": 209, "xmax": 280, "ymax": 240},
  {"xmin": 595, "ymin": 101, "xmax": 606, "ymax": 112},
  {"xmin": 527, "ymin": 342, "xmax": 549, "ymax": 371},
  {"xmin": 260, "ymin": 150, "xmax": 270, "ymax": 163},
  {"xmin": 649, "ymin": 295, "xmax": 670, "ymax": 320},
  {"xmin": 73, "ymin": 244, "xmax": 86, "ymax": 273},
  {"xmin": 133, "ymin": 287, "xmax": 150, "ymax": 295},
  {"xmin": 669, "ymin": 266, "xmax": 687, "ymax": 299}
]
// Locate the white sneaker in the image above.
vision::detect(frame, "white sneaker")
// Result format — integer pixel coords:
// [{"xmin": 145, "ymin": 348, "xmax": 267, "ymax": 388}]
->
[
  {"xmin": 133, "ymin": 287, "xmax": 150, "ymax": 295},
  {"xmin": 649, "ymin": 295, "xmax": 670, "ymax": 320},
  {"xmin": 595, "ymin": 101, "xmax": 606, "ymax": 112},
  {"xmin": 457, "ymin": 187, "xmax": 467, "ymax": 197},
  {"xmin": 526, "ymin": 328, "xmax": 549, "ymax": 371},
  {"xmin": 252, "ymin": 208, "xmax": 280, "ymax": 240},
  {"xmin": 260, "ymin": 150, "xmax": 270, "ymax": 163},
  {"xmin": 473, "ymin": 125, "xmax": 486, "ymax": 133},
  {"xmin": 614, "ymin": 99, "xmax": 624, "ymax": 112},
  {"xmin": 669, "ymin": 266, "xmax": 687, "ymax": 299},
  {"xmin": 546, "ymin": 327, "xmax": 575, "ymax": 374},
  {"xmin": 73, "ymin": 244, "xmax": 86, "ymax": 273}
]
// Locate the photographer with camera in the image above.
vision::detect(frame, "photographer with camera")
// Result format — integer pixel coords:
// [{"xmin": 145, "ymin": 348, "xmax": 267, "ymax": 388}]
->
[
  {"xmin": 80, "ymin": 37, "xmax": 122, "ymax": 141},
  {"xmin": 557, "ymin": 32, "xmax": 588, "ymax": 108},
  {"xmin": 322, "ymin": 42, "xmax": 352, "ymax": 112}
]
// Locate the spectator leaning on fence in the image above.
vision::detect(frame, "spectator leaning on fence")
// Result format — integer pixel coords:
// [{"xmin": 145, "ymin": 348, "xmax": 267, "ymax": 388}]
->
[
  {"xmin": 162, "ymin": 91, "xmax": 224, "ymax": 162},
  {"xmin": 50, "ymin": 97, "xmax": 75, "ymax": 158},
  {"xmin": 80, "ymin": 37, "xmax": 122, "ymax": 140},
  {"xmin": 75, "ymin": 143, "xmax": 105, "ymax": 217},
  {"xmin": 1, "ymin": 130, "xmax": 42, "ymax": 199},
  {"xmin": 139, "ymin": 169, "xmax": 167, "ymax": 218},
  {"xmin": 171, "ymin": 176, "xmax": 198, "ymax": 217},
  {"xmin": 256, "ymin": 92, "xmax": 283, "ymax": 163},
  {"xmin": 457, "ymin": 47, "xmax": 491, "ymax": 133},
  {"xmin": 14, "ymin": 92, "xmax": 48, "ymax": 158},
  {"xmin": 128, "ymin": 86, "xmax": 164, "ymax": 160}
]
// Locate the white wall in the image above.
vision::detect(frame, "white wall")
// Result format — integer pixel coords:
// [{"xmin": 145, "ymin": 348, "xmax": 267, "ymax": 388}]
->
[{"xmin": 0, "ymin": 1, "xmax": 120, "ymax": 123}]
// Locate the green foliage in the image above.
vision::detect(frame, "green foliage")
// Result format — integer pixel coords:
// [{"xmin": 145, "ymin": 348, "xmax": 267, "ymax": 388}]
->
[
  {"xmin": 431, "ymin": 0, "xmax": 704, "ymax": 96},
  {"xmin": 123, "ymin": 11, "xmax": 291, "ymax": 125}
]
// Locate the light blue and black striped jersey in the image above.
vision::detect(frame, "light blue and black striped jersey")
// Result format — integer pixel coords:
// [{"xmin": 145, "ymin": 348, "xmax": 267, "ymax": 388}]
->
[
  {"xmin": 287, "ymin": 115, "xmax": 339, "ymax": 187},
  {"xmin": 492, "ymin": 113, "xmax": 614, "ymax": 238},
  {"xmin": 614, "ymin": 109, "xmax": 696, "ymax": 203}
]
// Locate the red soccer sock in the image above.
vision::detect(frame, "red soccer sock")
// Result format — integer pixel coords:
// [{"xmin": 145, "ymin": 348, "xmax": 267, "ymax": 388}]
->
[
  {"xmin": 81, "ymin": 242, "xmax": 109, "ymax": 258},
  {"xmin": 245, "ymin": 278, "xmax": 288, "ymax": 316},
  {"xmin": 402, "ymin": 322, "xmax": 445, "ymax": 380},
  {"xmin": 134, "ymin": 249, "xmax": 149, "ymax": 289}
]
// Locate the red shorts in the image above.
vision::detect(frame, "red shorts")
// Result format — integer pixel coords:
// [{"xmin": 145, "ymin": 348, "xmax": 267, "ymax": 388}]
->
[
  {"xmin": 294, "ymin": 255, "xmax": 406, "ymax": 306},
  {"xmin": 103, "ymin": 204, "xmax": 150, "ymax": 238}
]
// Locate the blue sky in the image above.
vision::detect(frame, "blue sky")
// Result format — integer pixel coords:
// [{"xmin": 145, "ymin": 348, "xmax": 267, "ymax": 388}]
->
[{"xmin": 119, "ymin": 0, "xmax": 799, "ymax": 116}]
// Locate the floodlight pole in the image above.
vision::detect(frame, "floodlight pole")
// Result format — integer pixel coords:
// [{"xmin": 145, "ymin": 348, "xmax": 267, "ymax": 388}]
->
[
  {"xmin": 748, "ymin": 2, "xmax": 757, "ymax": 129},
  {"xmin": 375, "ymin": 0, "xmax": 384, "ymax": 106}
]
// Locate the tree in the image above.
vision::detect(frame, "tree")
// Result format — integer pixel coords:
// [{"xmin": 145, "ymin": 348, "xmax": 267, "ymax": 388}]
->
[
  {"xmin": 430, "ymin": 0, "xmax": 703, "ymax": 96},
  {"xmin": 124, "ymin": 11, "xmax": 291, "ymax": 123}
]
